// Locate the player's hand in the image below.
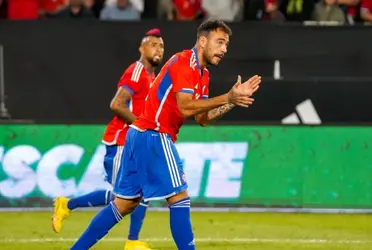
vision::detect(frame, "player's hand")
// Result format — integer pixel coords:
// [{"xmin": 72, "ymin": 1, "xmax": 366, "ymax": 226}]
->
[
  {"xmin": 227, "ymin": 75, "xmax": 261, "ymax": 108},
  {"xmin": 238, "ymin": 75, "xmax": 261, "ymax": 96}
]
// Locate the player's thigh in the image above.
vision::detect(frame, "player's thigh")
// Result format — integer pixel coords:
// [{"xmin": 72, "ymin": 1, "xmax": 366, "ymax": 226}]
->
[
  {"xmin": 113, "ymin": 130, "xmax": 142, "ymax": 199},
  {"xmin": 113, "ymin": 158, "xmax": 142, "ymax": 199},
  {"xmin": 103, "ymin": 145, "xmax": 124, "ymax": 185},
  {"xmin": 140, "ymin": 132, "xmax": 188, "ymax": 201}
]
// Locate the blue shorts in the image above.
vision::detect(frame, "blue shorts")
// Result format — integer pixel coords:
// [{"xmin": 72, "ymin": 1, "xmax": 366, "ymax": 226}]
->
[
  {"xmin": 103, "ymin": 145, "xmax": 125, "ymax": 185},
  {"xmin": 113, "ymin": 128, "xmax": 188, "ymax": 202}
]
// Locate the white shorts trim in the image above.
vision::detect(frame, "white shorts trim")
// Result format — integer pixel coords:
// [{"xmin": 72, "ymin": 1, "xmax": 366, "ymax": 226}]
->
[
  {"xmin": 113, "ymin": 193, "xmax": 142, "ymax": 200},
  {"xmin": 111, "ymin": 145, "xmax": 124, "ymax": 185},
  {"xmin": 159, "ymin": 134, "xmax": 182, "ymax": 188},
  {"xmin": 142, "ymin": 185, "xmax": 188, "ymax": 202},
  {"xmin": 143, "ymin": 192, "xmax": 176, "ymax": 202}
]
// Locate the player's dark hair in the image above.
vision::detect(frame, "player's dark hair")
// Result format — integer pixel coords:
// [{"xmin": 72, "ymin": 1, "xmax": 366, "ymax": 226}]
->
[{"xmin": 197, "ymin": 19, "xmax": 232, "ymax": 39}]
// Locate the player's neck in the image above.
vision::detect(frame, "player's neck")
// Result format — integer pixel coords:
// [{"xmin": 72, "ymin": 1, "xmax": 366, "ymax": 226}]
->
[
  {"xmin": 193, "ymin": 46, "xmax": 207, "ymax": 68},
  {"xmin": 139, "ymin": 58, "xmax": 155, "ymax": 73}
]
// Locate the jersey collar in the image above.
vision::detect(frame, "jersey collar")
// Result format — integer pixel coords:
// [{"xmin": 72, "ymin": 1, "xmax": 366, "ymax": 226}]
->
[
  {"xmin": 192, "ymin": 48, "xmax": 203, "ymax": 76},
  {"xmin": 137, "ymin": 60, "xmax": 153, "ymax": 76}
]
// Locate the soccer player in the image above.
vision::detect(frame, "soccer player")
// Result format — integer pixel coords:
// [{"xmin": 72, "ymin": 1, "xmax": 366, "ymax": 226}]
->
[
  {"xmin": 69, "ymin": 19, "xmax": 261, "ymax": 250},
  {"xmin": 52, "ymin": 28, "xmax": 165, "ymax": 250}
]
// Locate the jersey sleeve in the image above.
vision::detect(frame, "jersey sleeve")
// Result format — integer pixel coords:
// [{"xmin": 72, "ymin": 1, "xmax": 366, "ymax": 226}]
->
[
  {"xmin": 201, "ymin": 89, "xmax": 209, "ymax": 99},
  {"xmin": 117, "ymin": 63, "xmax": 144, "ymax": 94},
  {"xmin": 169, "ymin": 59, "xmax": 195, "ymax": 95}
]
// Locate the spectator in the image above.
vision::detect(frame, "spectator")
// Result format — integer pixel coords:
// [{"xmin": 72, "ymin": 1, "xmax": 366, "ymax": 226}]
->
[
  {"xmin": 84, "ymin": 0, "xmax": 94, "ymax": 8},
  {"xmin": 55, "ymin": 0, "xmax": 94, "ymax": 18},
  {"xmin": 313, "ymin": 0, "xmax": 345, "ymax": 23},
  {"xmin": 202, "ymin": 0, "xmax": 243, "ymax": 21},
  {"xmin": 280, "ymin": 0, "xmax": 316, "ymax": 22},
  {"xmin": 158, "ymin": 0, "xmax": 174, "ymax": 19},
  {"xmin": 360, "ymin": 0, "xmax": 372, "ymax": 22},
  {"xmin": 337, "ymin": 0, "xmax": 361, "ymax": 24},
  {"xmin": 265, "ymin": 0, "xmax": 286, "ymax": 21},
  {"xmin": 7, "ymin": 0, "xmax": 39, "ymax": 19},
  {"xmin": 100, "ymin": 0, "xmax": 140, "ymax": 20},
  {"xmin": 128, "ymin": 0, "xmax": 144, "ymax": 13},
  {"xmin": 245, "ymin": 0, "xmax": 286, "ymax": 22},
  {"xmin": 39, "ymin": 0, "xmax": 67, "ymax": 17},
  {"xmin": 172, "ymin": 0, "xmax": 204, "ymax": 20},
  {"xmin": 105, "ymin": 0, "xmax": 144, "ymax": 13}
]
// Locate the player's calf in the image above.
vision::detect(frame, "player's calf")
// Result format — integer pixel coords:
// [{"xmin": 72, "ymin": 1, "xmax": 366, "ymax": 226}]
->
[
  {"xmin": 128, "ymin": 200, "xmax": 150, "ymax": 240},
  {"xmin": 70, "ymin": 197, "xmax": 142, "ymax": 250},
  {"xmin": 167, "ymin": 190, "xmax": 195, "ymax": 250},
  {"xmin": 124, "ymin": 199, "xmax": 152, "ymax": 249}
]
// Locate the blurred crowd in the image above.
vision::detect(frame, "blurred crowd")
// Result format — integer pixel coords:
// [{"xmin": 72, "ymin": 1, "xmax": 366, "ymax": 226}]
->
[{"xmin": 0, "ymin": 0, "xmax": 371, "ymax": 24}]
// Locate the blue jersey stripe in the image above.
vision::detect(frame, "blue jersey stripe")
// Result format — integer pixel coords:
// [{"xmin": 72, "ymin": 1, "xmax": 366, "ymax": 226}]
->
[
  {"xmin": 180, "ymin": 88, "xmax": 194, "ymax": 94},
  {"xmin": 157, "ymin": 71, "xmax": 172, "ymax": 102},
  {"xmin": 156, "ymin": 57, "xmax": 180, "ymax": 102},
  {"xmin": 168, "ymin": 57, "xmax": 179, "ymax": 67},
  {"xmin": 121, "ymin": 85, "xmax": 134, "ymax": 95}
]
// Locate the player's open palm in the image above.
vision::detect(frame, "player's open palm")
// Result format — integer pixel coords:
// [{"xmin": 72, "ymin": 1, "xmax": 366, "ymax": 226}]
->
[
  {"xmin": 240, "ymin": 75, "xmax": 261, "ymax": 96},
  {"xmin": 228, "ymin": 75, "xmax": 262, "ymax": 108}
]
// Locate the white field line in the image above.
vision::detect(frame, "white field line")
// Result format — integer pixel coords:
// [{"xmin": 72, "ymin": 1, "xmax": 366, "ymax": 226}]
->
[
  {"xmin": 1, "ymin": 207, "xmax": 372, "ymax": 214},
  {"xmin": 1, "ymin": 237, "xmax": 371, "ymax": 244}
]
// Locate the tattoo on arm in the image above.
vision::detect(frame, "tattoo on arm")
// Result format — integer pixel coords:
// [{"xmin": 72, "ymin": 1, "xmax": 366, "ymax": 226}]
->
[
  {"xmin": 207, "ymin": 103, "xmax": 235, "ymax": 121},
  {"xmin": 110, "ymin": 88, "xmax": 136, "ymax": 124}
]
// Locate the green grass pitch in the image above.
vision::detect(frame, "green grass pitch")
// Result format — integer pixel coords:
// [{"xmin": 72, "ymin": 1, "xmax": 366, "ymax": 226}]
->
[{"xmin": 0, "ymin": 211, "xmax": 371, "ymax": 250}]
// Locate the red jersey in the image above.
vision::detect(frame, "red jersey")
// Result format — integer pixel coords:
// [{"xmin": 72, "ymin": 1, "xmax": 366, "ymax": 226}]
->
[
  {"xmin": 173, "ymin": 0, "xmax": 202, "ymax": 20},
  {"xmin": 8, "ymin": 0, "xmax": 39, "ymax": 20},
  {"xmin": 132, "ymin": 49, "xmax": 210, "ymax": 142},
  {"xmin": 361, "ymin": 0, "xmax": 372, "ymax": 15},
  {"xmin": 102, "ymin": 61, "xmax": 155, "ymax": 145},
  {"xmin": 39, "ymin": 0, "xmax": 66, "ymax": 13}
]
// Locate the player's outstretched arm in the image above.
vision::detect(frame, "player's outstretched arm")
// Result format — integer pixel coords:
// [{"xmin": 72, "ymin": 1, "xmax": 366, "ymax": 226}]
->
[
  {"xmin": 110, "ymin": 87, "xmax": 137, "ymax": 124},
  {"xmin": 176, "ymin": 92, "xmax": 232, "ymax": 118},
  {"xmin": 195, "ymin": 103, "xmax": 235, "ymax": 126},
  {"xmin": 195, "ymin": 75, "xmax": 261, "ymax": 126},
  {"xmin": 176, "ymin": 75, "xmax": 260, "ymax": 119}
]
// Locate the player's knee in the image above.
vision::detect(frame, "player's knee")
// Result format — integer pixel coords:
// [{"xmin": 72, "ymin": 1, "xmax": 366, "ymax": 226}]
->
[
  {"xmin": 114, "ymin": 197, "xmax": 141, "ymax": 216},
  {"xmin": 166, "ymin": 190, "xmax": 189, "ymax": 206}
]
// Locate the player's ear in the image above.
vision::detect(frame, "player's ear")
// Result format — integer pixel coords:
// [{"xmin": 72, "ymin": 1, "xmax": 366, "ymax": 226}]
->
[
  {"xmin": 139, "ymin": 45, "xmax": 144, "ymax": 54},
  {"xmin": 199, "ymin": 36, "xmax": 207, "ymax": 49}
]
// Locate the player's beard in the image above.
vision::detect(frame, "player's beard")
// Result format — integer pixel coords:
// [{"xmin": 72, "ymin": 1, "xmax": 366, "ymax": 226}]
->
[
  {"xmin": 149, "ymin": 58, "xmax": 161, "ymax": 67},
  {"xmin": 205, "ymin": 54, "xmax": 218, "ymax": 66}
]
